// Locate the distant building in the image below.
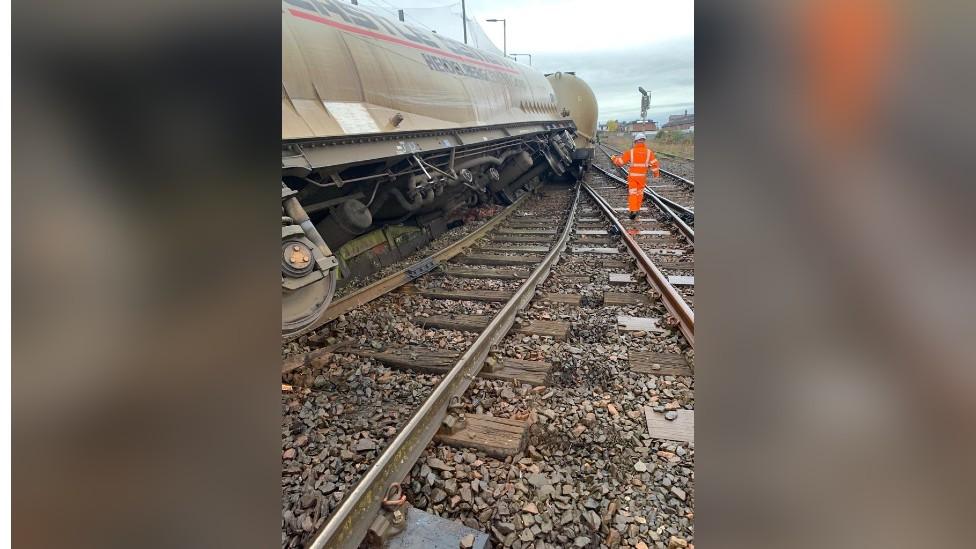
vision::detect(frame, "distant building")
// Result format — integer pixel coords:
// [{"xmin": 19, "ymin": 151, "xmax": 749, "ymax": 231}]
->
[
  {"xmin": 662, "ymin": 110, "xmax": 694, "ymax": 131},
  {"xmin": 617, "ymin": 120, "xmax": 657, "ymax": 133},
  {"xmin": 627, "ymin": 120, "xmax": 658, "ymax": 132}
]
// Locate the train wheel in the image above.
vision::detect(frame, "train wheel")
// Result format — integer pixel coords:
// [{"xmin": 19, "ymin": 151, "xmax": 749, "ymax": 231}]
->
[
  {"xmin": 281, "ymin": 231, "xmax": 337, "ymax": 338},
  {"xmin": 282, "ymin": 268, "xmax": 336, "ymax": 338}
]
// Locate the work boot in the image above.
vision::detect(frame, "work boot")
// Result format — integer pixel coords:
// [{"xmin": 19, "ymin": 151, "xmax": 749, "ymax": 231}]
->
[{"xmin": 629, "ymin": 212, "xmax": 638, "ymax": 220}]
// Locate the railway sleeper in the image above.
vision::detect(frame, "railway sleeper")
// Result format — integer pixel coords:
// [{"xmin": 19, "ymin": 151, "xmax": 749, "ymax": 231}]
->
[
  {"xmin": 451, "ymin": 253, "xmax": 544, "ymax": 266},
  {"xmin": 342, "ymin": 344, "xmax": 551, "ymax": 386},
  {"xmin": 488, "ymin": 235, "xmax": 554, "ymax": 244},
  {"xmin": 417, "ymin": 313, "xmax": 571, "ymax": 341},
  {"xmin": 438, "ymin": 266, "xmax": 530, "ymax": 280}
]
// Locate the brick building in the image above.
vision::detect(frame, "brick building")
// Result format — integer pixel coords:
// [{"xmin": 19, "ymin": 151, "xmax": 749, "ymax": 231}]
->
[
  {"xmin": 625, "ymin": 120, "xmax": 658, "ymax": 132},
  {"xmin": 662, "ymin": 110, "xmax": 694, "ymax": 131}
]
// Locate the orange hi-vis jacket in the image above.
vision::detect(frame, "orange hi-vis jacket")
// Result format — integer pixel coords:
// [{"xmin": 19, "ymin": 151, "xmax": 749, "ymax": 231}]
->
[{"xmin": 612, "ymin": 142, "xmax": 660, "ymax": 212}]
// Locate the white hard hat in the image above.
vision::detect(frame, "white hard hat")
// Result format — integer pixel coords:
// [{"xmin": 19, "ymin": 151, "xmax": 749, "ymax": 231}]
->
[{"xmin": 634, "ymin": 132, "xmax": 646, "ymax": 141}]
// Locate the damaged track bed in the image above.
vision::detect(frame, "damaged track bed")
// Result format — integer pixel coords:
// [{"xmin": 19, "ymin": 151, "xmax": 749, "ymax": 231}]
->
[{"xmin": 283, "ymin": 181, "xmax": 695, "ymax": 549}]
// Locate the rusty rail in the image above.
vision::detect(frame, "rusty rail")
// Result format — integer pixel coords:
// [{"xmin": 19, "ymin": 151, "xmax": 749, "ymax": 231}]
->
[
  {"xmin": 291, "ymin": 192, "xmax": 532, "ymax": 339},
  {"xmin": 600, "ymin": 143, "xmax": 695, "ymax": 189},
  {"xmin": 582, "ymin": 181, "xmax": 695, "ymax": 347},
  {"xmin": 597, "ymin": 145, "xmax": 695, "ymax": 213},
  {"xmin": 307, "ymin": 184, "xmax": 582, "ymax": 549},
  {"xmin": 660, "ymin": 167, "xmax": 694, "ymax": 189},
  {"xmin": 591, "ymin": 164, "xmax": 695, "ymax": 244},
  {"xmin": 655, "ymin": 149, "xmax": 695, "ymax": 163},
  {"xmin": 595, "ymin": 146, "xmax": 695, "ymax": 230}
]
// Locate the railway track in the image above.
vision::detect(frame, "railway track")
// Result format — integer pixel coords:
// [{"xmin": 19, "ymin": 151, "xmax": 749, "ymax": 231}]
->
[
  {"xmin": 594, "ymin": 145, "xmax": 694, "ymax": 242},
  {"xmin": 655, "ymin": 150, "xmax": 693, "ymax": 162},
  {"xmin": 282, "ymin": 178, "xmax": 695, "ymax": 549},
  {"xmin": 653, "ymin": 151, "xmax": 695, "ymax": 183},
  {"xmin": 599, "ymin": 143, "xmax": 695, "ymax": 213},
  {"xmin": 582, "ymin": 170, "xmax": 696, "ymax": 319}
]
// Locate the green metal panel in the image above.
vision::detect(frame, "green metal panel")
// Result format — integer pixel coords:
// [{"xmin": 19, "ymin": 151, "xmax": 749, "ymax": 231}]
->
[
  {"xmin": 337, "ymin": 229, "xmax": 388, "ymax": 261},
  {"xmin": 384, "ymin": 224, "xmax": 421, "ymax": 247}
]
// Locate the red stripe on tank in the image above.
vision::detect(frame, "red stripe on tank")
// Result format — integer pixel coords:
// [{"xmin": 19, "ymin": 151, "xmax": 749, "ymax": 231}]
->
[{"xmin": 288, "ymin": 8, "xmax": 521, "ymax": 75}]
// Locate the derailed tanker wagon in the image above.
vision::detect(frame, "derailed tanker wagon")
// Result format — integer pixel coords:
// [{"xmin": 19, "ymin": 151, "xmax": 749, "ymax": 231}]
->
[{"xmin": 281, "ymin": 0, "xmax": 599, "ymax": 336}]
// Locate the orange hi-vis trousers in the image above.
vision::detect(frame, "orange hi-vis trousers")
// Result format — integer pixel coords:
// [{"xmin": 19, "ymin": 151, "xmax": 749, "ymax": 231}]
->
[{"xmin": 627, "ymin": 175, "xmax": 646, "ymax": 212}]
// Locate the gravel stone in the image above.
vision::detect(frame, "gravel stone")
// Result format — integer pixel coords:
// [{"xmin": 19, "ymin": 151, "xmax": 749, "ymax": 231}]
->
[
  {"xmin": 354, "ymin": 437, "xmax": 376, "ymax": 452},
  {"xmin": 668, "ymin": 536, "xmax": 689, "ymax": 549},
  {"xmin": 281, "ymin": 188, "xmax": 695, "ymax": 549}
]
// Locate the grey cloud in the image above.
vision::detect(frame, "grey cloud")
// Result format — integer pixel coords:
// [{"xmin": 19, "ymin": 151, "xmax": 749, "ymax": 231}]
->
[{"xmin": 533, "ymin": 37, "xmax": 694, "ymax": 123}]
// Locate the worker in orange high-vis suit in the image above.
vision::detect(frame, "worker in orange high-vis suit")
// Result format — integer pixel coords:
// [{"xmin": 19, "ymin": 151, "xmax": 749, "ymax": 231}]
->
[{"xmin": 611, "ymin": 133, "xmax": 660, "ymax": 219}]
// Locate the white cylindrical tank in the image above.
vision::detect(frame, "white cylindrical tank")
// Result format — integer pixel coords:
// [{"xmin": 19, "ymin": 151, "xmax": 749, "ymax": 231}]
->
[
  {"xmin": 547, "ymin": 71, "xmax": 599, "ymax": 149},
  {"xmin": 282, "ymin": 0, "xmax": 563, "ymax": 140}
]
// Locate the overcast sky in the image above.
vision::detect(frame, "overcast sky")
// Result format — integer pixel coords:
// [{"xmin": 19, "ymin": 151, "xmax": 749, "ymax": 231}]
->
[{"xmin": 356, "ymin": 0, "xmax": 694, "ymax": 124}]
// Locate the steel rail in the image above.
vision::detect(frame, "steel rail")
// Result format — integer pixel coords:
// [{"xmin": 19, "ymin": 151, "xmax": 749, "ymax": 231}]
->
[
  {"xmin": 308, "ymin": 184, "xmax": 582, "ymax": 549},
  {"xmin": 291, "ymin": 192, "xmax": 533, "ymax": 339},
  {"xmin": 655, "ymin": 149, "xmax": 695, "ymax": 162},
  {"xmin": 596, "ymin": 146, "xmax": 695, "ymax": 223},
  {"xmin": 591, "ymin": 164, "xmax": 695, "ymax": 244},
  {"xmin": 653, "ymin": 192, "xmax": 695, "ymax": 220},
  {"xmin": 599, "ymin": 143, "xmax": 694, "ymax": 189},
  {"xmin": 603, "ymin": 152, "xmax": 695, "ymax": 219},
  {"xmin": 659, "ymin": 168, "xmax": 694, "ymax": 189},
  {"xmin": 582, "ymin": 181, "xmax": 695, "ymax": 347},
  {"xmin": 594, "ymin": 147, "xmax": 696, "ymax": 225}
]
